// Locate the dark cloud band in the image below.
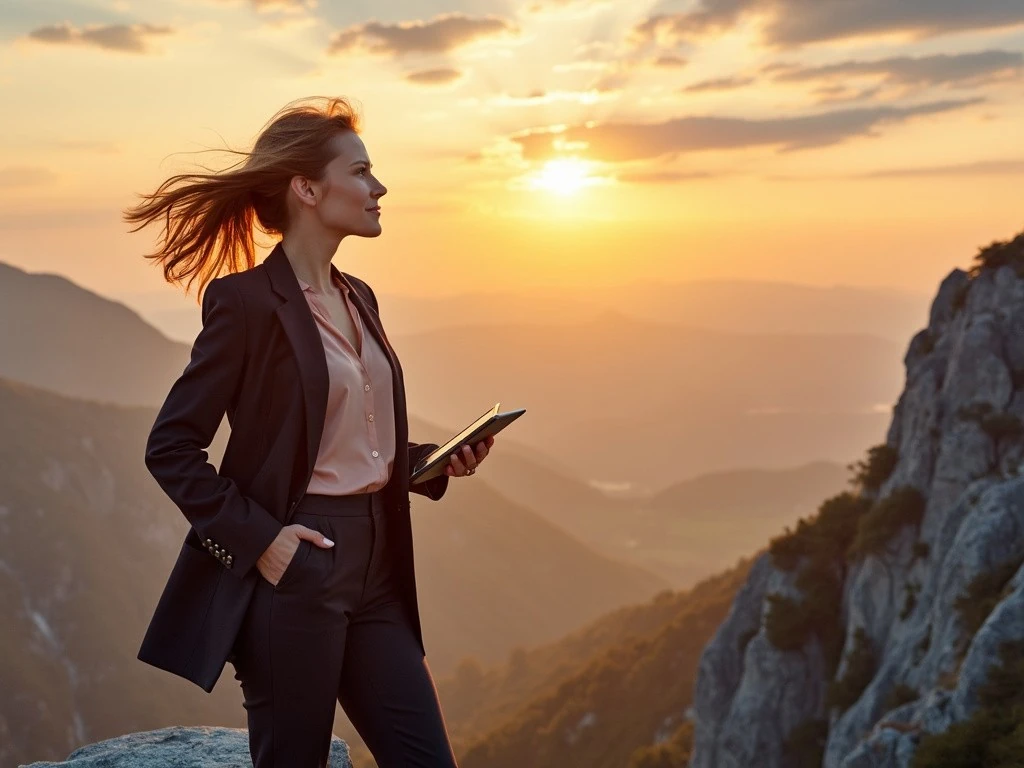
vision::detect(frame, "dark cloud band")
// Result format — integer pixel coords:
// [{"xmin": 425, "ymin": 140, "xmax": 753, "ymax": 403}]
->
[
  {"xmin": 27, "ymin": 22, "xmax": 172, "ymax": 53},
  {"xmin": 512, "ymin": 98, "xmax": 984, "ymax": 162},
  {"xmin": 639, "ymin": 0, "xmax": 1024, "ymax": 47},
  {"xmin": 328, "ymin": 13, "xmax": 517, "ymax": 57}
]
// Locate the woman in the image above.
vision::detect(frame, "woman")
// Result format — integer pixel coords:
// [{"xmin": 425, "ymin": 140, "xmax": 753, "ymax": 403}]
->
[{"xmin": 123, "ymin": 95, "xmax": 493, "ymax": 767}]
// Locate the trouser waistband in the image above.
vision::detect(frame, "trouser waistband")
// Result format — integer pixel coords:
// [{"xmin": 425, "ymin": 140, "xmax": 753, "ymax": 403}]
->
[{"xmin": 294, "ymin": 491, "xmax": 384, "ymax": 517}]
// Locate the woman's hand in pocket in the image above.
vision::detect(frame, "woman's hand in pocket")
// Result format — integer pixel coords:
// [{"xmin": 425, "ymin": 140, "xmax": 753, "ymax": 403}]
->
[{"xmin": 257, "ymin": 524, "xmax": 334, "ymax": 586}]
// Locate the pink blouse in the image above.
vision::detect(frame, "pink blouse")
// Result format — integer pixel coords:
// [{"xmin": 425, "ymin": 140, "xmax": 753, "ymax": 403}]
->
[{"xmin": 296, "ymin": 273, "xmax": 397, "ymax": 495}]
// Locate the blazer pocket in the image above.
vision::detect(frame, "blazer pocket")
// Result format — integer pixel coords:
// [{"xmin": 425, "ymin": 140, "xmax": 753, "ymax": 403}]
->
[{"xmin": 160, "ymin": 542, "xmax": 224, "ymax": 647}]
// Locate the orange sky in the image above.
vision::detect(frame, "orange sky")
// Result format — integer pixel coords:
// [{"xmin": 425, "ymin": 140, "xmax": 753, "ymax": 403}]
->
[{"xmin": 1, "ymin": 0, "xmax": 1022, "ymax": 308}]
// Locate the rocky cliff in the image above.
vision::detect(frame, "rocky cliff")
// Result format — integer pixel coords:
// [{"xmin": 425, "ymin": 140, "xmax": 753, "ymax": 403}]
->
[{"xmin": 689, "ymin": 232, "xmax": 1024, "ymax": 768}]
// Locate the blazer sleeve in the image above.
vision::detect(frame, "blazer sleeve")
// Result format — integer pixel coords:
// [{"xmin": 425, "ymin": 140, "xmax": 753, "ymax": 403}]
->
[
  {"xmin": 352, "ymin": 275, "xmax": 449, "ymax": 502},
  {"xmin": 144, "ymin": 277, "xmax": 283, "ymax": 580},
  {"xmin": 408, "ymin": 441, "xmax": 450, "ymax": 501}
]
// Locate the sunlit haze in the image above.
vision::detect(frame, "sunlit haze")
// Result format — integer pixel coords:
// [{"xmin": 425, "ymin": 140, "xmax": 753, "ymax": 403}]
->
[{"xmin": 1, "ymin": 0, "xmax": 1022, "ymax": 307}]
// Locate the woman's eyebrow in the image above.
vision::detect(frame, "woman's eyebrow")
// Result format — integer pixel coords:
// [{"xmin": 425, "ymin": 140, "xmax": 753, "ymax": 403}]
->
[{"xmin": 350, "ymin": 160, "xmax": 372, "ymax": 168}]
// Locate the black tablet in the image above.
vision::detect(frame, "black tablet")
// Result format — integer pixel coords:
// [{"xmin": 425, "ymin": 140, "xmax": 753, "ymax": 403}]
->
[{"xmin": 410, "ymin": 403, "xmax": 526, "ymax": 483}]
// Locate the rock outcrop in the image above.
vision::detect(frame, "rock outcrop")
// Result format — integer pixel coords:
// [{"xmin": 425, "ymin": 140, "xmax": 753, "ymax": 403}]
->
[
  {"xmin": 19, "ymin": 725, "xmax": 352, "ymax": 767},
  {"xmin": 690, "ymin": 236, "xmax": 1024, "ymax": 768}
]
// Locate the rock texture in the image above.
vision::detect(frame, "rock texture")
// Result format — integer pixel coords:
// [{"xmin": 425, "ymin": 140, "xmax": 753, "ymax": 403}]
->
[
  {"xmin": 689, "ymin": 257, "xmax": 1024, "ymax": 768},
  {"xmin": 19, "ymin": 725, "xmax": 352, "ymax": 767}
]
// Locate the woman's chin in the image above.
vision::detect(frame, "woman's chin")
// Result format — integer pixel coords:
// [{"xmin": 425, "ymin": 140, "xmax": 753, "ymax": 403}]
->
[{"xmin": 348, "ymin": 222, "xmax": 383, "ymax": 237}]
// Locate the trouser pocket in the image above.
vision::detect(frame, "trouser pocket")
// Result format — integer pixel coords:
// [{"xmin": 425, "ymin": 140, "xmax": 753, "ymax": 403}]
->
[{"xmin": 274, "ymin": 538, "xmax": 312, "ymax": 591}]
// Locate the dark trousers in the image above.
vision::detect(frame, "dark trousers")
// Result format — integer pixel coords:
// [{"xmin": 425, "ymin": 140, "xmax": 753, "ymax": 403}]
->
[{"xmin": 229, "ymin": 491, "xmax": 459, "ymax": 768}]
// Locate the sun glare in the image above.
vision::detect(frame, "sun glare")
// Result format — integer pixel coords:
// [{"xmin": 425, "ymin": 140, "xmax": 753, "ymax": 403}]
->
[{"xmin": 528, "ymin": 157, "xmax": 602, "ymax": 196}]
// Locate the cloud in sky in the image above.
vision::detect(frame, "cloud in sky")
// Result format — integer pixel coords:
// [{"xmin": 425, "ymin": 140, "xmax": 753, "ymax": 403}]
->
[
  {"xmin": 652, "ymin": 53, "xmax": 688, "ymax": 68},
  {"xmin": 523, "ymin": 0, "xmax": 606, "ymax": 9},
  {"xmin": 809, "ymin": 84, "xmax": 886, "ymax": 106},
  {"xmin": 847, "ymin": 157, "xmax": 1024, "ymax": 178},
  {"xmin": 26, "ymin": 21, "xmax": 173, "ymax": 53},
  {"xmin": 327, "ymin": 12, "xmax": 518, "ymax": 57},
  {"xmin": 404, "ymin": 67, "xmax": 463, "ymax": 85},
  {"xmin": 520, "ymin": 0, "xmax": 615, "ymax": 18},
  {"xmin": 769, "ymin": 49, "xmax": 1023, "ymax": 88},
  {"xmin": 248, "ymin": 0, "xmax": 312, "ymax": 8},
  {"xmin": 766, "ymin": 157, "xmax": 1024, "ymax": 180},
  {"xmin": 207, "ymin": 0, "xmax": 313, "ymax": 12},
  {"xmin": 509, "ymin": 97, "xmax": 985, "ymax": 162},
  {"xmin": 684, "ymin": 49, "xmax": 1024, "ymax": 102},
  {"xmin": 638, "ymin": 0, "xmax": 1024, "ymax": 48},
  {"xmin": 467, "ymin": 88, "xmax": 618, "ymax": 107},
  {"xmin": 681, "ymin": 75, "xmax": 757, "ymax": 93}
]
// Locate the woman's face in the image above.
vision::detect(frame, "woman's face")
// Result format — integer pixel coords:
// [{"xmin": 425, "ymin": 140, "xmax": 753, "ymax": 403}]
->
[{"xmin": 303, "ymin": 130, "xmax": 386, "ymax": 238}]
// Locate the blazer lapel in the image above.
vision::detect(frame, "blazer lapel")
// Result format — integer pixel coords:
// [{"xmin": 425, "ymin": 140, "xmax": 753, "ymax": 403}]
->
[{"xmin": 266, "ymin": 243, "xmax": 329, "ymax": 479}]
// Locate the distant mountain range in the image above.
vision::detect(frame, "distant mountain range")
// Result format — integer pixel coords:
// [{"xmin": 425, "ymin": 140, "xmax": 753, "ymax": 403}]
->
[
  {"xmin": 393, "ymin": 313, "xmax": 904, "ymax": 488},
  {"xmin": 465, "ymin": 443, "xmax": 850, "ymax": 586},
  {"xmin": 0, "ymin": 262, "xmax": 189, "ymax": 408},
  {"xmin": 2, "ymin": 259, "xmax": 910, "ymax": 487},
  {"xmin": 116, "ymin": 276, "xmax": 929, "ymax": 344}
]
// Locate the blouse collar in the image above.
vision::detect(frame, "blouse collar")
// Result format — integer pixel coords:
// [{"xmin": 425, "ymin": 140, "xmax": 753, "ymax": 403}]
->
[{"xmin": 296, "ymin": 274, "xmax": 348, "ymax": 296}]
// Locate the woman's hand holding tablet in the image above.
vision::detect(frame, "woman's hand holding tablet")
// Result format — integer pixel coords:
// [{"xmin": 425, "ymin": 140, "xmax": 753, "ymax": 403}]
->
[{"xmin": 410, "ymin": 403, "xmax": 526, "ymax": 483}]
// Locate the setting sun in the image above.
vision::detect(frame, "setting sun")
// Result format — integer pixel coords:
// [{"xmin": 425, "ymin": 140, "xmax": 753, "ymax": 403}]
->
[{"xmin": 527, "ymin": 158, "xmax": 604, "ymax": 195}]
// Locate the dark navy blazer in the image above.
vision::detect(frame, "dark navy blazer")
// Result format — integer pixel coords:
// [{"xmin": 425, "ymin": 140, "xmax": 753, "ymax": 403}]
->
[{"xmin": 137, "ymin": 241, "xmax": 448, "ymax": 692}]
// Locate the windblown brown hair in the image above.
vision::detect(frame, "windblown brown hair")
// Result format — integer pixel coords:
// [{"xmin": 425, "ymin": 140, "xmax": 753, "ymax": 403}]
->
[{"xmin": 122, "ymin": 95, "xmax": 362, "ymax": 302}]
